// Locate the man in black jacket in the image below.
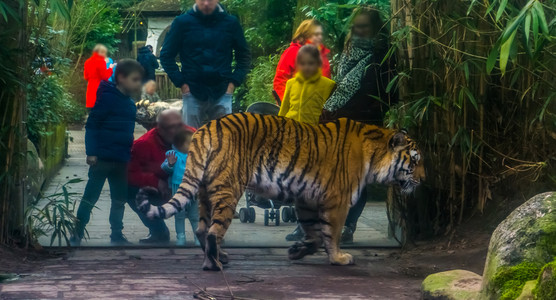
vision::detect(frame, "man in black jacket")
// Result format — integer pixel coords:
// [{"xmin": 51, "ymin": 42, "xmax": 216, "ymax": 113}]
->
[
  {"xmin": 137, "ymin": 45, "xmax": 159, "ymax": 82},
  {"xmin": 160, "ymin": 0, "xmax": 251, "ymax": 128}
]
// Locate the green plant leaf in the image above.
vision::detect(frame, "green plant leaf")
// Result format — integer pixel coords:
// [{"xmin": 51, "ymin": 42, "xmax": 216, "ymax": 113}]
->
[
  {"xmin": 50, "ymin": 0, "xmax": 70, "ymax": 20},
  {"xmin": 386, "ymin": 75, "xmax": 399, "ymax": 93},
  {"xmin": 524, "ymin": 11, "xmax": 531, "ymax": 46},
  {"xmin": 532, "ymin": 1, "xmax": 549, "ymax": 34},
  {"xmin": 486, "ymin": 44, "xmax": 499, "ymax": 74},
  {"xmin": 500, "ymin": 30, "xmax": 516, "ymax": 75},
  {"xmin": 496, "ymin": 0, "xmax": 508, "ymax": 21}
]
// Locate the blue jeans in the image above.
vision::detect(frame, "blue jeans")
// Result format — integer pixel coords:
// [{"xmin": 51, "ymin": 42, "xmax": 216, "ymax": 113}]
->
[
  {"xmin": 126, "ymin": 186, "xmax": 170, "ymax": 238},
  {"xmin": 182, "ymin": 93, "xmax": 233, "ymax": 128},
  {"xmin": 75, "ymin": 160, "xmax": 127, "ymax": 238}
]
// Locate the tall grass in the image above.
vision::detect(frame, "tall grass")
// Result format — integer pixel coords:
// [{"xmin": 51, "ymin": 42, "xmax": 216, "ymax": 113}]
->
[{"xmin": 388, "ymin": 0, "xmax": 555, "ymax": 235}]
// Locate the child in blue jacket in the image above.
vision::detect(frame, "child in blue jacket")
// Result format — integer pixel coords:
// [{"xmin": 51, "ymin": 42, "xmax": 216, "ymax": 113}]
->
[
  {"xmin": 161, "ymin": 127, "xmax": 199, "ymax": 246},
  {"xmin": 71, "ymin": 59, "xmax": 144, "ymax": 246}
]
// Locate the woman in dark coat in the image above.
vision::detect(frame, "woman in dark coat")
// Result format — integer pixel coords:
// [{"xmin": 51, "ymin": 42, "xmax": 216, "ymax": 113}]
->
[
  {"xmin": 323, "ymin": 6, "xmax": 397, "ymax": 243},
  {"xmin": 137, "ymin": 45, "xmax": 159, "ymax": 82}
]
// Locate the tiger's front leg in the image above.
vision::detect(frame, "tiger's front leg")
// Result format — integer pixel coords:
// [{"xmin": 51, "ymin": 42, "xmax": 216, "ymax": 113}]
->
[
  {"xmin": 201, "ymin": 188, "xmax": 239, "ymax": 271},
  {"xmin": 320, "ymin": 204, "xmax": 354, "ymax": 265}
]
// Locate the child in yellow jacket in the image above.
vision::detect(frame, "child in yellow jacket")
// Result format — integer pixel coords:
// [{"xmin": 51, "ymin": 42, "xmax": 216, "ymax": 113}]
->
[{"xmin": 278, "ymin": 45, "xmax": 336, "ymax": 125}]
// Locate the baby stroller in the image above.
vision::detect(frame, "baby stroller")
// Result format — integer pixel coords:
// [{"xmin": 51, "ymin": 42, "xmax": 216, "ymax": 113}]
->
[{"xmin": 238, "ymin": 100, "xmax": 297, "ymax": 226}]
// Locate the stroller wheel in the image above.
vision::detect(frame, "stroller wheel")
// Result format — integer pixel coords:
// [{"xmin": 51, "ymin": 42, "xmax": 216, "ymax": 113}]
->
[
  {"xmin": 248, "ymin": 207, "xmax": 256, "ymax": 223},
  {"xmin": 289, "ymin": 207, "xmax": 297, "ymax": 222},
  {"xmin": 264, "ymin": 210, "xmax": 270, "ymax": 226},
  {"xmin": 282, "ymin": 207, "xmax": 291, "ymax": 223},
  {"xmin": 239, "ymin": 208, "xmax": 249, "ymax": 223},
  {"xmin": 275, "ymin": 209, "xmax": 280, "ymax": 226}
]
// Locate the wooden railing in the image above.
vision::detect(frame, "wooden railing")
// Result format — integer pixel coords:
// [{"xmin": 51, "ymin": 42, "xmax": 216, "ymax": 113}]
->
[{"xmin": 155, "ymin": 72, "xmax": 182, "ymax": 100}]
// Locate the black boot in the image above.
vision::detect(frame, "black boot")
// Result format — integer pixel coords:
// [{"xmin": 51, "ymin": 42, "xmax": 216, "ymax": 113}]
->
[
  {"xmin": 110, "ymin": 233, "xmax": 133, "ymax": 246},
  {"xmin": 340, "ymin": 226, "xmax": 354, "ymax": 244},
  {"xmin": 285, "ymin": 225, "xmax": 304, "ymax": 241},
  {"xmin": 139, "ymin": 233, "xmax": 170, "ymax": 244}
]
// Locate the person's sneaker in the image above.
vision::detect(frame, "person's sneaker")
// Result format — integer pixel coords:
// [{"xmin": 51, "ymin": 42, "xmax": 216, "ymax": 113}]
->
[
  {"xmin": 176, "ymin": 233, "xmax": 186, "ymax": 246},
  {"xmin": 110, "ymin": 233, "xmax": 133, "ymax": 246},
  {"xmin": 285, "ymin": 225, "xmax": 304, "ymax": 241},
  {"xmin": 69, "ymin": 235, "xmax": 82, "ymax": 247},
  {"xmin": 340, "ymin": 226, "xmax": 354, "ymax": 244}
]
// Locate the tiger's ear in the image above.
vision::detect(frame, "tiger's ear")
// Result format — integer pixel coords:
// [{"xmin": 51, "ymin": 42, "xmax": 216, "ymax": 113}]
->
[{"xmin": 389, "ymin": 132, "xmax": 408, "ymax": 151}]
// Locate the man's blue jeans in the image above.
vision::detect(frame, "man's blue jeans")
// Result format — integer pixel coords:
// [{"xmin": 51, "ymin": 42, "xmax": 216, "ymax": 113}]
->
[
  {"xmin": 182, "ymin": 93, "xmax": 233, "ymax": 128},
  {"xmin": 75, "ymin": 160, "xmax": 127, "ymax": 238},
  {"xmin": 126, "ymin": 186, "xmax": 169, "ymax": 238}
]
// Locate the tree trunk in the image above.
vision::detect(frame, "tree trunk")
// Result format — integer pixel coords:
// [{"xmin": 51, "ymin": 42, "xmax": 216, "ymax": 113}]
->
[{"xmin": 0, "ymin": 0, "xmax": 29, "ymax": 245}]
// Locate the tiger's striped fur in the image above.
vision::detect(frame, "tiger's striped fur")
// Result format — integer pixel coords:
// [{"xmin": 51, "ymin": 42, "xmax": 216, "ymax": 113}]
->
[{"xmin": 137, "ymin": 113, "xmax": 424, "ymax": 270}]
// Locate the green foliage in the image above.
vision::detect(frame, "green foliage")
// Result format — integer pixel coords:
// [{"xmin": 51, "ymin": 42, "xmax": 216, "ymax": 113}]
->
[
  {"xmin": 491, "ymin": 262, "xmax": 542, "ymax": 300},
  {"xmin": 27, "ymin": 75, "xmax": 85, "ymax": 144},
  {"xmin": 223, "ymin": 0, "xmax": 297, "ymax": 57},
  {"xmin": 385, "ymin": 0, "xmax": 555, "ymax": 233},
  {"xmin": 64, "ymin": 0, "xmax": 122, "ymax": 55},
  {"xmin": 484, "ymin": 0, "xmax": 552, "ymax": 75},
  {"xmin": 27, "ymin": 25, "xmax": 86, "ymax": 144},
  {"xmin": 302, "ymin": 0, "xmax": 390, "ymax": 54},
  {"xmin": 534, "ymin": 258, "xmax": 556, "ymax": 300},
  {"xmin": 24, "ymin": 179, "xmax": 85, "ymax": 247},
  {"xmin": 241, "ymin": 54, "xmax": 280, "ymax": 108}
]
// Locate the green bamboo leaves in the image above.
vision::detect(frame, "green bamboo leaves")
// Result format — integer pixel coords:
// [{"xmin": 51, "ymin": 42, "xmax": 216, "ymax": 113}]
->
[{"xmin": 486, "ymin": 0, "xmax": 552, "ymax": 75}]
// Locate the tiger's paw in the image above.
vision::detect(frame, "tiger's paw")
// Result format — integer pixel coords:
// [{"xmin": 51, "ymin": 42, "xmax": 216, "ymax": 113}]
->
[
  {"xmin": 329, "ymin": 252, "xmax": 354, "ymax": 266},
  {"xmin": 219, "ymin": 250, "xmax": 229, "ymax": 265},
  {"xmin": 202, "ymin": 234, "xmax": 222, "ymax": 271},
  {"xmin": 202, "ymin": 256, "xmax": 222, "ymax": 271},
  {"xmin": 135, "ymin": 187, "xmax": 159, "ymax": 215},
  {"xmin": 288, "ymin": 241, "xmax": 318, "ymax": 260}
]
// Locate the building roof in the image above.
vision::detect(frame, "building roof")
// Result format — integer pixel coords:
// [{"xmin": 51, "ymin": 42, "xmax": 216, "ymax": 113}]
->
[{"xmin": 127, "ymin": 0, "xmax": 182, "ymax": 15}]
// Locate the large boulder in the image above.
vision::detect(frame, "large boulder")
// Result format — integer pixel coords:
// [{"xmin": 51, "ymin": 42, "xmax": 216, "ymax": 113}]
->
[
  {"xmin": 535, "ymin": 260, "xmax": 555, "ymax": 300},
  {"xmin": 420, "ymin": 192, "xmax": 556, "ymax": 300},
  {"xmin": 481, "ymin": 192, "xmax": 556, "ymax": 299},
  {"xmin": 421, "ymin": 270, "xmax": 482, "ymax": 300}
]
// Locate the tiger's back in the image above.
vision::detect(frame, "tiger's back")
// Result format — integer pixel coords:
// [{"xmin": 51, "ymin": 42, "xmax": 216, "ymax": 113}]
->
[{"xmin": 140, "ymin": 113, "xmax": 424, "ymax": 270}]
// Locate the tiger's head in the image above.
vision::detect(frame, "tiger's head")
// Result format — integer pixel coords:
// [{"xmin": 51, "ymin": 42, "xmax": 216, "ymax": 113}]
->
[{"xmin": 385, "ymin": 130, "xmax": 425, "ymax": 194}]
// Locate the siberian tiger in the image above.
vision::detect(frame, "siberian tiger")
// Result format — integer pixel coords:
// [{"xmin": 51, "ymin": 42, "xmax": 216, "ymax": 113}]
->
[{"xmin": 137, "ymin": 113, "xmax": 424, "ymax": 271}]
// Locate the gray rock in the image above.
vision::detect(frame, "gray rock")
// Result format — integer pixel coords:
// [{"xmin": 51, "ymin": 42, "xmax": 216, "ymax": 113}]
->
[
  {"xmin": 24, "ymin": 139, "xmax": 45, "ymax": 203},
  {"xmin": 421, "ymin": 269, "xmax": 482, "ymax": 300},
  {"xmin": 481, "ymin": 192, "xmax": 556, "ymax": 299}
]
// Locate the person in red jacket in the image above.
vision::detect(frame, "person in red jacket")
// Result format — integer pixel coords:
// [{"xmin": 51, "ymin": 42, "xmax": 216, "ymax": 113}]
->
[
  {"xmin": 273, "ymin": 19, "xmax": 331, "ymax": 102},
  {"xmin": 84, "ymin": 44, "xmax": 114, "ymax": 109},
  {"xmin": 126, "ymin": 109, "xmax": 196, "ymax": 244}
]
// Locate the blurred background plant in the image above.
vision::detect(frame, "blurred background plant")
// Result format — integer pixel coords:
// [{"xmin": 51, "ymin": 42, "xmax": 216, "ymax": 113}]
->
[
  {"xmin": 24, "ymin": 179, "xmax": 85, "ymax": 248},
  {"xmin": 386, "ymin": 0, "xmax": 555, "ymax": 237}
]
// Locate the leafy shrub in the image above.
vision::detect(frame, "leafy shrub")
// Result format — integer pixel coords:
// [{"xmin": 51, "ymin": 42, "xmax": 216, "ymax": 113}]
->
[
  {"xmin": 27, "ymin": 74, "xmax": 86, "ymax": 144},
  {"xmin": 491, "ymin": 262, "xmax": 542, "ymax": 300},
  {"xmin": 534, "ymin": 258, "xmax": 556, "ymax": 300},
  {"xmin": 24, "ymin": 179, "xmax": 85, "ymax": 247},
  {"xmin": 240, "ymin": 54, "xmax": 280, "ymax": 109}
]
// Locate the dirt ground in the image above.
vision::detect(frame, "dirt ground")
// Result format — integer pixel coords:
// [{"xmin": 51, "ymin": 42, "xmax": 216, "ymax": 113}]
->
[{"xmin": 0, "ymin": 226, "xmax": 490, "ymax": 299}]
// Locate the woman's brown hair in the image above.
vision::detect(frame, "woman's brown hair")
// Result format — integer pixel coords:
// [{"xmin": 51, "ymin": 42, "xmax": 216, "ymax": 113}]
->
[
  {"xmin": 292, "ymin": 19, "xmax": 322, "ymax": 44},
  {"xmin": 344, "ymin": 5, "xmax": 386, "ymax": 50}
]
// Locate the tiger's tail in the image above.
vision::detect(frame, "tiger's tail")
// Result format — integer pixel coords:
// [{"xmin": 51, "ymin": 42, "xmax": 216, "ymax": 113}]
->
[{"xmin": 140, "ymin": 127, "xmax": 210, "ymax": 220}]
